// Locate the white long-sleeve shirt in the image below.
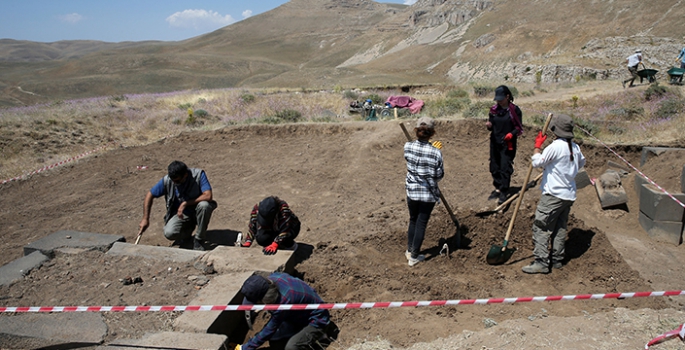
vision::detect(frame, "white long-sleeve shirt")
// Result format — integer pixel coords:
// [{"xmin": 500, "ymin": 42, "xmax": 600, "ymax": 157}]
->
[{"xmin": 531, "ymin": 139, "xmax": 586, "ymax": 201}]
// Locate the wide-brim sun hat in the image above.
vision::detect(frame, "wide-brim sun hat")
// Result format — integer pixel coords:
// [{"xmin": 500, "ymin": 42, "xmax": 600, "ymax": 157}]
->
[{"xmin": 550, "ymin": 114, "xmax": 574, "ymax": 139}]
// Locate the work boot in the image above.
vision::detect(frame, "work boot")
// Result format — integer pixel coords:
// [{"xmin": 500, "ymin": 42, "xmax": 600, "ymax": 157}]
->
[
  {"xmin": 497, "ymin": 191, "xmax": 508, "ymax": 205},
  {"xmin": 193, "ymin": 238, "xmax": 206, "ymax": 251},
  {"xmin": 522, "ymin": 260, "xmax": 550, "ymax": 274},
  {"xmin": 408, "ymin": 254, "xmax": 425, "ymax": 267},
  {"xmin": 487, "ymin": 190, "xmax": 500, "ymax": 201},
  {"xmin": 552, "ymin": 260, "xmax": 563, "ymax": 269}
]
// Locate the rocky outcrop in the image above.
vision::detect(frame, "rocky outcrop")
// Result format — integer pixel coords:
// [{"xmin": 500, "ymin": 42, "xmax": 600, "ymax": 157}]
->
[{"xmin": 410, "ymin": 0, "xmax": 494, "ymax": 27}]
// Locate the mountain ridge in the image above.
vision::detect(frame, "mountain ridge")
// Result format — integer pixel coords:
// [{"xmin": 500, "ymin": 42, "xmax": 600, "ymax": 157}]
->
[{"xmin": 1, "ymin": 0, "xmax": 684, "ymax": 107}]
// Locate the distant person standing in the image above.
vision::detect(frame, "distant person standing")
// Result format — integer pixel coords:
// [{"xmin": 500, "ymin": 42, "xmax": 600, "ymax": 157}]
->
[
  {"xmin": 623, "ymin": 49, "xmax": 644, "ymax": 88},
  {"xmin": 486, "ymin": 85, "xmax": 523, "ymax": 205},
  {"xmin": 138, "ymin": 160, "xmax": 217, "ymax": 251},
  {"xmin": 675, "ymin": 45, "xmax": 685, "ymax": 69},
  {"xmin": 404, "ymin": 117, "xmax": 444, "ymax": 267},
  {"xmin": 521, "ymin": 114, "xmax": 586, "ymax": 274}
]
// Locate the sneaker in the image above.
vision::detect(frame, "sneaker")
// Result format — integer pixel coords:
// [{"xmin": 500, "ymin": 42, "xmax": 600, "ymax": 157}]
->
[
  {"xmin": 405, "ymin": 250, "xmax": 411, "ymax": 260},
  {"xmin": 487, "ymin": 190, "xmax": 500, "ymax": 201},
  {"xmin": 552, "ymin": 261, "xmax": 563, "ymax": 269},
  {"xmin": 521, "ymin": 260, "xmax": 550, "ymax": 274},
  {"xmin": 408, "ymin": 254, "xmax": 425, "ymax": 267},
  {"xmin": 193, "ymin": 238, "xmax": 206, "ymax": 251}
]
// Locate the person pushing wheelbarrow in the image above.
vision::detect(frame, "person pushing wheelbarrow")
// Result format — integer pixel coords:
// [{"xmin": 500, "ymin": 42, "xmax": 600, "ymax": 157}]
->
[
  {"xmin": 622, "ymin": 50, "xmax": 644, "ymax": 88},
  {"xmin": 521, "ymin": 114, "xmax": 586, "ymax": 274}
]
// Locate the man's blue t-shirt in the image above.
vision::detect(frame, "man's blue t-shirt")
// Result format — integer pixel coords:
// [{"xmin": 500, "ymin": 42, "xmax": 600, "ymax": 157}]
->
[{"xmin": 150, "ymin": 170, "xmax": 211, "ymax": 216}]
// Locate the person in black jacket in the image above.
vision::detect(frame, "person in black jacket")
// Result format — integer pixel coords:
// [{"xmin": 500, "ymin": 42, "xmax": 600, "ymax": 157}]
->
[{"xmin": 486, "ymin": 85, "xmax": 523, "ymax": 205}]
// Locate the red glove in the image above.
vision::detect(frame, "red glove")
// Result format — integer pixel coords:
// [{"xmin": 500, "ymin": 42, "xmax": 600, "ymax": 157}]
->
[
  {"xmin": 535, "ymin": 131, "xmax": 547, "ymax": 149},
  {"xmin": 241, "ymin": 240, "xmax": 252, "ymax": 248},
  {"xmin": 503, "ymin": 133, "xmax": 513, "ymax": 141},
  {"xmin": 506, "ymin": 140, "xmax": 514, "ymax": 151},
  {"xmin": 263, "ymin": 242, "xmax": 279, "ymax": 255}
]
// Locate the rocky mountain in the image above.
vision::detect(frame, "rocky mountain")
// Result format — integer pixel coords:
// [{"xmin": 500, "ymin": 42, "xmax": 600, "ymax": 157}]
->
[{"xmin": 1, "ymin": 0, "xmax": 684, "ymax": 107}]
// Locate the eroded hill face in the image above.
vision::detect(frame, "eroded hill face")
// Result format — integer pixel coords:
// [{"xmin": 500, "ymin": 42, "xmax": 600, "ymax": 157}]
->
[{"xmin": 2, "ymin": 0, "xmax": 685, "ymax": 106}]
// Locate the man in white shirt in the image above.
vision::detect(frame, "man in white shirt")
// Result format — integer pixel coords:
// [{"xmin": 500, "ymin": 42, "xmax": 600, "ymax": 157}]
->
[
  {"xmin": 622, "ymin": 50, "xmax": 643, "ymax": 88},
  {"xmin": 522, "ymin": 114, "xmax": 586, "ymax": 274}
]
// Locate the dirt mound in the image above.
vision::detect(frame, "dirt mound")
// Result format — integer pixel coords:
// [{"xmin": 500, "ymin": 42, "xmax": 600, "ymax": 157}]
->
[{"xmin": 1, "ymin": 119, "xmax": 684, "ymax": 348}]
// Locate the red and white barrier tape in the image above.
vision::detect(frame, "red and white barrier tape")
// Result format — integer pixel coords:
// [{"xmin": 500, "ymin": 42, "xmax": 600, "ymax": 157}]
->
[
  {"xmin": 1, "ymin": 144, "xmax": 111, "ymax": 184},
  {"xmin": 645, "ymin": 323, "xmax": 685, "ymax": 349},
  {"xmin": 1, "ymin": 290, "xmax": 683, "ymax": 313},
  {"xmin": 575, "ymin": 124, "xmax": 685, "ymax": 208}
]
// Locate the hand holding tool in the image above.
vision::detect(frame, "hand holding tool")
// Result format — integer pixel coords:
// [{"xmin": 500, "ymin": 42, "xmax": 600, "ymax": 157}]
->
[
  {"xmin": 263, "ymin": 242, "xmax": 279, "ymax": 255},
  {"xmin": 534, "ymin": 130, "xmax": 547, "ymax": 149}
]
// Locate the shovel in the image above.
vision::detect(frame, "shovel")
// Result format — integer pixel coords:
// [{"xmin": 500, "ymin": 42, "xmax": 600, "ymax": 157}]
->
[
  {"xmin": 399, "ymin": 122, "xmax": 461, "ymax": 248},
  {"xmin": 486, "ymin": 113, "xmax": 553, "ymax": 265}
]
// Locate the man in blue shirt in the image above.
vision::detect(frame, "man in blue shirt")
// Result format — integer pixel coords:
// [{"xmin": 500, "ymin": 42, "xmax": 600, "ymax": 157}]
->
[
  {"xmin": 676, "ymin": 46, "xmax": 685, "ymax": 69},
  {"xmin": 138, "ymin": 160, "xmax": 217, "ymax": 250},
  {"xmin": 238, "ymin": 272, "xmax": 338, "ymax": 350}
]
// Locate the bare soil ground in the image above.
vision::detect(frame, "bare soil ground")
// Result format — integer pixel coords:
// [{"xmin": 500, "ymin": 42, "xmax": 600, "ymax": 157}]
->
[{"xmin": 2, "ymin": 118, "xmax": 685, "ymax": 349}]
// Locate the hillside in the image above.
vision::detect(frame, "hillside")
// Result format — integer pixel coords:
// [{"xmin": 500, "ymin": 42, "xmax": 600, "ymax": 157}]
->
[{"xmin": 2, "ymin": 0, "xmax": 685, "ymax": 107}]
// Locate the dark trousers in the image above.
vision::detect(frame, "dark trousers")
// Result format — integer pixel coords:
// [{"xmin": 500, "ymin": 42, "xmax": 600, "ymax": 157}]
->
[
  {"xmin": 255, "ymin": 215, "xmax": 300, "ymax": 247},
  {"xmin": 623, "ymin": 66, "xmax": 639, "ymax": 86},
  {"xmin": 406, "ymin": 197, "xmax": 436, "ymax": 258},
  {"xmin": 269, "ymin": 322, "xmax": 338, "ymax": 350},
  {"xmin": 489, "ymin": 139, "xmax": 516, "ymax": 193}
]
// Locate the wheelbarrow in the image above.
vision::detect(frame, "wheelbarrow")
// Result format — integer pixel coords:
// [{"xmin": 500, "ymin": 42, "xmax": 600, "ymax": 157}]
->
[
  {"xmin": 667, "ymin": 67, "xmax": 685, "ymax": 85},
  {"xmin": 637, "ymin": 68, "xmax": 658, "ymax": 84}
]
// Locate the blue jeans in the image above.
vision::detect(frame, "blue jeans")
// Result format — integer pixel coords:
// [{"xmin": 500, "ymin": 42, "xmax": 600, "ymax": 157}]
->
[{"xmin": 406, "ymin": 197, "xmax": 436, "ymax": 258}]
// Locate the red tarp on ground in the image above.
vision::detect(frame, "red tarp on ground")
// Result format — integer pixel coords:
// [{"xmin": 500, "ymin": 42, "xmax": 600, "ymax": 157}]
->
[{"xmin": 386, "ymin": 95, "xmax": 424, "ymax": 114}]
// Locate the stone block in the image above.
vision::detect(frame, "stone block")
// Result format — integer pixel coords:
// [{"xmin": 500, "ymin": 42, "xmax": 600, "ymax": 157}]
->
[
  {"xmin": 106, "ymin": 242, "xmax": 204, "ymax": 263},
  {"xmin": 0, "ymin": 313, "xmax": 106, "ymax": 349},
  {"xmin": 595, "ymin": 171, "xmax": 628, "ymax": 209},
  {"xmin": 198, "ymin": 245, "xmax": 295, "ymax": 275},
  {"xmin": 174, "ymin": 272, "xmax": 253, "ymax": 335},
  {"xmin": 107, "ymin": 332, "xmax": 228, "ymax": 350},
  {"xmin": 575, "ymin": 168, "xmax": 592, "ymax": 190},
  {"xmin": 24, "ymin": 230, "xmax": 124, "ymax": 257},
  {"xmin": 639, "ymin": 183, "xmax": 685, "ymax": 222},
  {"xmin": 634, "ymin": 174, "xmax": 648, "ymax": 196},
  {"xmin": 639, "ymin": 211, "xmax": 683, "ymax": 245},
  {"xmin": 0, "ymin": 251, "xmax": 49, "ymax": 287},
  {"xmin": 607, "ymin": 160, "xmax": 630, "ymax": 176}
]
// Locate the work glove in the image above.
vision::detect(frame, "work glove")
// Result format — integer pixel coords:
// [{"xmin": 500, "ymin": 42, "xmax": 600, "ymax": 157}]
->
[
  {"xmin": 534, "ymin": 131, "xmax": 547, "ymax": 149},
  {"xmin": 263, "ymin": 242, "xmax": 279, "ymax": 255},
  {"xmin": 431, "ymin": 140, "xmax": 443, "ymax": 150},
  {"xmin": 241, "ymin": 239, "xmax": 252, "ymax": 248},
  {"xmin": 503, "ymin": 133, "xmax": 513, "ymax": 141}
]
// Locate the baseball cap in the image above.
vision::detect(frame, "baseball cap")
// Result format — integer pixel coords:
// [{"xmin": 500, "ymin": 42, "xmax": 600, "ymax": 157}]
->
[
  {"xmin": 241, "ymin": 275, "xmax": 270, "ymax": 305},
  {"xmin": 493, "ymin": 85, "xmax": 510, "ymax": 101}
]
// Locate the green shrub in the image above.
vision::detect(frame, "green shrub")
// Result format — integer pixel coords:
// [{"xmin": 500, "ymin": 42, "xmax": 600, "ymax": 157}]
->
[
  {"xmin": 508, "ymin": 86, "xmax": 519, "ymax": 98},
  {"xmin": 263, "ymin": 109, "xmax": 303, "ymax": 124},
  {"xmin": 520, "ymin": 90, "xmax": 535, "ymax": 97},
  {"xmin": 428, "ymin": 97, "xmax": 471, "ymax": 117},
  {"xmin": 364, "ymin": 94, "xmax": 383, "ymax": 105},
  {"xmin": 655, "ymin": 98, "xmax": 684, "ymax": 120},
  {"xmin": 446, "ymin": 89, "xmax": 469, "ymax": 99},
  {"xmin": 644, "ymin": 83, "xmax": 668, "ymax": 101},
  {"xmin": 111, "ymin": 95, "xmax": 127, "ymax": 102},
  {"xmin": 343, "ymin": 90, "xmax": 359, "ymax": 100},
  {"xmin": 462, "ymin": 101, "xmax": 492, "ymax": 119},
  {"xmin": 311, "ymin": 116, "xmax": 338, "ymax": 123},
  {"xmin": 473, "ymin": 85, "xmax": 495, "ymax": 97},
  {"xmin": 240, "ymin": 94, "xmax": 255, "ymax": 103},
  {"xmin": 178, "ymin": 103, "xmax": 192, "ymax": 110},
  {"xmin": 194, "ymin": 109, "xmax": 209, "ymax": 118},
  {"xmin": 607, "ymin": 106, "xmax": 644, "ymax": 120},
  {"xmin": 573, "ymin": 117, "xmax": 598, "ymax": 137}
]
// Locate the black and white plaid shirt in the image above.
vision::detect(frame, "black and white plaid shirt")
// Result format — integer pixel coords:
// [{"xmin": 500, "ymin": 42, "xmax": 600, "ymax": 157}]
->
[{"xmin": 404, "ymin": 140, "xmax": 444, "ymax": 202}]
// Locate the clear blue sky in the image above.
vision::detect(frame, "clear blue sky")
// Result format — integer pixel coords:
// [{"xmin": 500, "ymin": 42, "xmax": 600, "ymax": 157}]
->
[{"xmin": 0, "ymin": 0, "xmax": 416, "ymax": 43}]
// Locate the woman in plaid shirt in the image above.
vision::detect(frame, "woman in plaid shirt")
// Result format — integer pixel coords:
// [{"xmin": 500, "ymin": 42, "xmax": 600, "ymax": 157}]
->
[{"xmin": 404, "ymin": 117, "xmax": 444, "ymax": 267}]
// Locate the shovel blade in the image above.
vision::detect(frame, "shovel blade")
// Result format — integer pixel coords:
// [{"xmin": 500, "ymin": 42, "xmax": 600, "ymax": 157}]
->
[{"xmin": 486, "ymin": 244, "xmax": 516, "ymax": 265}]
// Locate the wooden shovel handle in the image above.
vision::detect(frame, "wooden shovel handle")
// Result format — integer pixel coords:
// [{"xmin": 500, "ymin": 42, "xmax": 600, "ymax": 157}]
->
[
  {"xmin": 134, "ymin": 227, "xmax": 144, "ymax": 245},
  {"xmin": 502, "ymin": 113, "xmax": 553, "ymax": 244},
  {"xmin": 493, "ymin": 173, "xmax": 543, "ymax": 212}
]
